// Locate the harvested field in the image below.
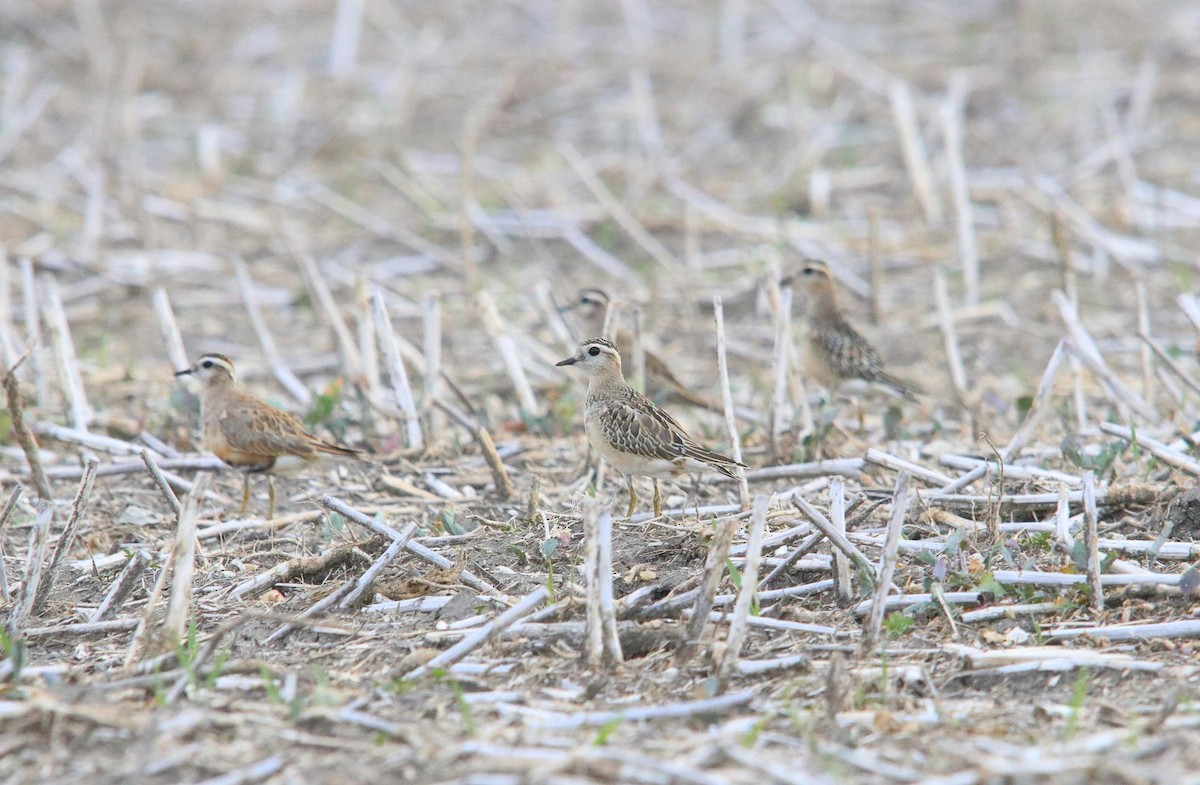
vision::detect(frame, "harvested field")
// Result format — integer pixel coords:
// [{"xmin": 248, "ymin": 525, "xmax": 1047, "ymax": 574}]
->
[{"xmin": 3, "ymin": 1, "xmax": 1200, "ymax": 783}]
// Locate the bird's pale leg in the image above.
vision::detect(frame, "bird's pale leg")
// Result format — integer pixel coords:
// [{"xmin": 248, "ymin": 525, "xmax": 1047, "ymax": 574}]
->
[
  {"xmin": 626, "ymin": 475, "xmax": 637, "ymax": 519},
  {"xmin": 267, "ymin": 475, "xmax": 277, "ymax": 519},
  {"xmin": 238, "ymin": 475, "xmax": 251, "ymax": 516},
  {"xmin": 653, "ymin": 479, "xmax": 662, "ymax": 518}
]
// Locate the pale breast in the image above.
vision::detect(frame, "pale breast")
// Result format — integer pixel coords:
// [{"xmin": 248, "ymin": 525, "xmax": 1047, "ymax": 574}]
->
[{"xmin": 803, "ymin": 336, "xmax": 841, "ymax": 388}]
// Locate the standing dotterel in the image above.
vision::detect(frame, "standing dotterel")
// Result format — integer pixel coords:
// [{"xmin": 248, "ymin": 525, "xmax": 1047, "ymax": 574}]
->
[
  {"xmin": 556, "ymin": 338, "xmax": 745, "ymax": 518},
  {"xmin": 175, "ymin": 353, "xmax": 362, "ymax": 517},
  {"xmin": 781, "ymin": 259, "xmax": 917, "ymax": 401}
]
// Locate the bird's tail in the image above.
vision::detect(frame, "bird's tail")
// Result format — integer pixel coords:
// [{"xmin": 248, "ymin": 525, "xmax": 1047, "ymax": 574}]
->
[
  {"xmin": 685, "ymin": 445, "xmax": 747, "ymax": 478},
  {"xmin": 879, "ymin": 371, "xmax": 920, "ymax": 402},
  {"xmin": 313, "ymin": 440, "xmax": 366, "ymax": 458}
]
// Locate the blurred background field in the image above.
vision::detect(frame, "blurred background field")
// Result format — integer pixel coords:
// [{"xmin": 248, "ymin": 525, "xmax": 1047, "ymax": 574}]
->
[{"xmin": 2, "ymin": 1, "xmax": 1200, "ymax": 783}]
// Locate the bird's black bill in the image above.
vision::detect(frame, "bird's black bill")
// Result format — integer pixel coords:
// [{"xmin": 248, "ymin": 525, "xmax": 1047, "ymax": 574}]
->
[
  {"xmin": 174, "ymin": 368, "xmax": 193, "ymax": 377},
  {"xmin": 779, "ymin": 275, "xmax": 794, "ymax": 287},
  {"xmin": 555, "ymin": 357, "xmax": 577, "ymax": 367}
]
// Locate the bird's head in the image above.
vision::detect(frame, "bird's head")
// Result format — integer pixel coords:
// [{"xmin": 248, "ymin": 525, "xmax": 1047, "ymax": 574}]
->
[
  {"xmin": 555, "ymin": 337, "xmax": 622, "ymax": 377},
  {"xmin": 176, "ymin": 353, "xmax": 236, "ymax": 386}
]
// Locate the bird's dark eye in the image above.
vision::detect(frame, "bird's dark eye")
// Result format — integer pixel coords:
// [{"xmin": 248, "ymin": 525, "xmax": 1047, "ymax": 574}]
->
[
  {"xmin": 201, "ymin": 360, "xmax": 213, "ymax": 368},
  {"xmin": 588, "ymin": 346, "xmax": 600, "ymax": 357},
  {"xmin": 802, "ymin": 267, "xmax": 815, "ymax": 276}
]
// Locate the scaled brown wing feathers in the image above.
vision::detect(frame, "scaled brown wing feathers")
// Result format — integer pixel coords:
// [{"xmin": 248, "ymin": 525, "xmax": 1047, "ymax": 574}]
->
[
  {"xmin": 220, "ymin": 392, "xmax": 360, "ymax": 459},
  {"xmin": 597, "ymin": 388, "xmax": 744, "ymax": 476},
  {"xmin": 815, "ymin": 316, "xmax": 917, "ymax": 401}
]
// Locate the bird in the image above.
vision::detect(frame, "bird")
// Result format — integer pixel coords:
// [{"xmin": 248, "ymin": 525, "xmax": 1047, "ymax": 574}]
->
[
  {"xmin": 555, "ymin": 338, "xmax": 745, "ymax": 518},
  {"xmin": 175, "ymin": 353, "xmax": 362, "ymax": 518},
  {"xmin": 781, "ymin": 259, "xmax": 917, "ymax": 402},
  {"xmin": 561, "ymin": 288, "xmax": 717, "ymax": 411}
]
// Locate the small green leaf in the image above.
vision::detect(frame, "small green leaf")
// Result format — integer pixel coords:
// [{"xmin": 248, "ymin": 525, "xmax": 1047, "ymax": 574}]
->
[
  {"xmin": 1100, "ymin": 550, "xmax": 1118, "ymax": 572},
  {"xmin": 440, "ymin": 509, "xmax": 463, "ymax": 535},
  {"xmin": 1015, "ymin": 395, "xmax": 1034, "ymax": 426},
  {"xmin": 883, "ymin": 611, "xmax": 915, "ymax": 637},
  {"xmin": 592, "ymin": 716, "xmax": 624, "ymax": 746},
  {"xmin": 541, "ymin": 537, "xmax": 558, "ymax": 559},
  {"xmin": 303, "ymin": 378, "xmax": 343, "ymax": 428},
  {"xmin": 1070, "ymin": 540, "xmax": 1088, "ymax": 572},
  {"xmin": 725, "ymin": 558, "xmax": 743, "ymax": 590},
  {"xmin": 975, "ymin": 571, "xmax": 1008, "ymax": 597}
]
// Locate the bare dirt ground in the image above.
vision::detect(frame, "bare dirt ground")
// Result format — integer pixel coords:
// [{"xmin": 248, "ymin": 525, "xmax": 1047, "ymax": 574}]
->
[{"xmin": 3, "ymin": 1, "xmax": 1200, "ymax": 783}]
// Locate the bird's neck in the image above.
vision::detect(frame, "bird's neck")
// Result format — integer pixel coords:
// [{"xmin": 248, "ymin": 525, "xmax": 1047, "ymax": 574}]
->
[
  {"xmin": 806, "ymin": 281, "xmax": 841, "ymax": 324},
  {"xmin": 586, "ymin": 368, "xmax": 628, "ymax": 398}
]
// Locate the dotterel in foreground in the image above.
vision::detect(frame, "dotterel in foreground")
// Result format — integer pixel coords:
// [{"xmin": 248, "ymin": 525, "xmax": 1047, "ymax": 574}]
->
[
  {"xmin": 176, "ymin": 353, "xmax": 362, "ymax": 517},
  {"xmin": 556, "ymin": 338, "xmax": 745, "ymax": 518},
  {"xmin": 562, "ymin": 288, "xmax": 716, "ymax": 410},
  {"xmin": 781, "ymin": 259, "xmax": 917, "ymax": 401}
]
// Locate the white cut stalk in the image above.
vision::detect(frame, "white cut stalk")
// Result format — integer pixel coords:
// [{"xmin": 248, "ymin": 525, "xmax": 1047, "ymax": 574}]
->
[
  {"xmin": 1082, "ymin": 471, "xmax": 1103, "ymax": 614},
  {"xmin": 583, "ymin": 501, "xmax": 622, "ymax": 668},
  {"xmin": 713, "ymin": 297, "xmax": 749, "ymax": 509},
  {"xmin": 406, "ymin": 586, "xmax": 549, "ymax": 680},
  {"xmin": 861, "ymin": 474, "xmax": 911, "ymax": 653},
  {"xmin": 718, "ymin": 494, "xmax": 769, "ymax": 686},
  {"xmin": 583, "ymin": 500, "xmax": 603, "ymax": 667},
  {"xmin": 1098, "ymin": 421, "xmax": 1200, "ymax": 476},
  {"xmin": 152, "ymin": 288, "xmax": 190, "ymax": 375},
  {"xmin": 677, "ymin": 514, "xmax": 739, "ymax": 663},
  {"xmin": 196, "ymin": 124, "xmax": 223, "ymax": 180},
  {"xmin": 338, "ymin": 522, "xmax": 418, "ymax": 608},
  {"xmin": 320, "ymin": 495, "xmax": 504, "ymax": 599},
  {"xmin": 1178, "ymin": 293, "xmax": 1200, "ymax": 336},
  {"xmin": 941, "ymin": 75, "xmax": 979, "ymax": 306},
  {"xmin": 0, "ymin": 245, "xmax": 21, "ymax": 367},
  {"xmin": 865, "ymin": 447, "xmax": 955, "ymax": 487},
  {"xmin": 1002, "ymin": 341, "xmax": 1066, "ymax": 461},
  {"xmin": 141, "ymin": 449, "xmax": 182, "ymax": 517},
  {"xmin": 770, "ymin": 285, "xmax": 794, "ymax": 452},
  {"xmin": 719, "ymin": 0, "xmax": 747, "ymax": 70},
  {"xmin": 328, "ymin": 0, "xmax": 365, "ymax": 78},
  {"xmin": 31, "ymin": 457, "xmax": 98, "ymax": 614},
  {"xmin": 596, "ymin": 510, "xmax": 620, "ymax": 664},
  {"xmin": 1136, "ymin": 279, "xmax": 1153, "ymax": 401},
  {"xmin": 162, "ymin": 474, "xmax": 207, "ymax": 646},
  {"xmin": 231, "ymin": 256, "xmax": 311, "ymax": 406},
  {"xmin": 355, "ymin": 271, "xmax": 382, "ymax": 407},
  {"xmin": 1054, "ymin": 290, "xmax": 1158, "ymax": 422},
  {"xmin": 11, "ymin": 507, "xmax": 52, "ymax": 635},
  {"xmin": 476, "ymin": 290, "xmax": 539, "ymax": 415},
  {"xmin": 90, "ymin": 549, "xmax": 152, "ymax": 623},
  {"xmin": 1140, "ymin": 333, "xmax": 1200, "ymax": 399},
  {"xmin": 933, "ymin": 270, "xmax": 969, "ymax": 401},
  {"xmin": 558, "ymin": 141, "xmax": 680, "ymax": 273},
  {"xmin": 369, "ymin": 291, "xmax": 423, "ymax": 450},
  {"xmin": 830, "ymin": 478, "xmax": 851, "ymax": 603},
  {"xmin": 292, "ymin": 244, "xmax": 362, "ymax": 379},
  {"xmin": 40, "ymin": 274, "xmax": 91, "ymax": 429},
  {"xmin": 629, "ymin": 305, "xmax": 645, "ymax": 393},
  {"xmin": 533, "ymin": 282, "xmax": 577, "ymax": 351},
  {"xmin": 888, "ymin": 80, "xmax": 943, "ymax": 226},
  {"xmin": 561, "ymin": 227, "xmax": 640, "ymax": 284},
  {"xmin": 0, "ymin": 484, "xmax": 22, "ymax": 601},
  {"xmin": 422, "ymin": 290, "xmax": 444, "ymax": 439}
]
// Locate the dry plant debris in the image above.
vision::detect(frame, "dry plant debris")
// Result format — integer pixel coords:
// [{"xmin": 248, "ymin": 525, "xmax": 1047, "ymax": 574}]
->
[{"xmin": 1, "ymin": 1, "xmax": 1200, "ymax": 783}]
